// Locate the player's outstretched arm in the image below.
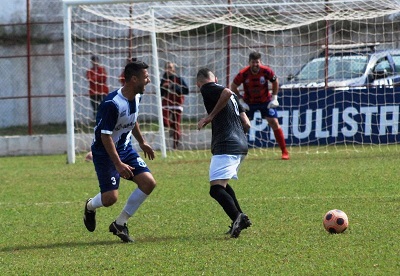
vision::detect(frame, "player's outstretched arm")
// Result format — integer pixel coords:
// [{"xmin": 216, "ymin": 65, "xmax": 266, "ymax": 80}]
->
[
  {"xmin": 240, "ymin": 112, "xmax": 251, "ymax": 134},
  {"xmin": 197, "ymin": 88, "xmax": 232, "ymax": 130},
  {"xmin": 132, "ymin": 122, "xmax": 155, "ymax": 160},
  {"xmin": 101, "ymin": 133, "xmax": 135, "ymax": 179},
  {"xmin": 267, "ymin": 79, "xmax": 280, "ymax": 108},
  {"xmin": 230, "ymin": 82, "xmax": 240, "ymax": 97},
  {"xmin": 231, "ymin": 82, "xmax": 249, "ymax": 111}
]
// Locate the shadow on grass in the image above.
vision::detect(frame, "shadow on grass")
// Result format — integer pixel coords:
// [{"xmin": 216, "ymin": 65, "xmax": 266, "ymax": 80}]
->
[
  {"xmin": 0, "ymin": 233, "xmax": 234, "ymax": 252},
  {"xmin": 0, "ymin": 240, "xmax": 118, "ymax": 252},
  {"xmin": 135, "ymin": 234, "xmax": 230, "ymax": 243}
]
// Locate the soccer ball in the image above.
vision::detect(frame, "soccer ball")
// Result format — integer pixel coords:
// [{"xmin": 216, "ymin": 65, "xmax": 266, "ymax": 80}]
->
[{"xmin": 323, "ymin": 209, "xmax": 349, "ymax": 234}]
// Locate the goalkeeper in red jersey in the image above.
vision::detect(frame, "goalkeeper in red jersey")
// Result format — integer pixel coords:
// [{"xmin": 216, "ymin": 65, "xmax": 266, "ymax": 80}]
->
[{"xmin": 231, "ymin": 51, "xmax": 289, "ymax": 160}]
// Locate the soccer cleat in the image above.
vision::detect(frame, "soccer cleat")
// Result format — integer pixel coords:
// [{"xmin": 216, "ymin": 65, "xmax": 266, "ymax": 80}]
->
[
  {"xmin": 109, "ymin": 221, "xmax": 134, "ymax": 243},
  {"xmin": 242, "ymin": 215, "xmax": 252, "ymax": 230},
  {"xmin": 230, "ymin": 213, "xmax": 251, "ymax": 238},
  {"xmin": 83, "ymin": 198, "xmax": 96, "ymax": 232},
  {"xmin": 225, "ymin": 223, "xmax": 233, "ymax": 235},
  {"xmin": 225, "ymin": 216, "xmax": 252, "ymax": 234},
  {"xmin": 281, "ymin": 151, "xmax": 290, "ymax": 160}
]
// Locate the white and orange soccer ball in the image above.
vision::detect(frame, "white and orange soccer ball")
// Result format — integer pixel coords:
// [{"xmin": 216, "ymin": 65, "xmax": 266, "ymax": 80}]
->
[{"xmin": 323, "ymin": 209, "xmax": 349, "ymax": 234}]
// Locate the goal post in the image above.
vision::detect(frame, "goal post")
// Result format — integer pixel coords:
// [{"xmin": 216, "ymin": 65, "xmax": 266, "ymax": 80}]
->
[
  {"xmin": 63, "ymin": 0, "xmax": 168, "ymax": 164},
  {"xmin": 63, "ymin": 0, "xmax": 400, "ymax": 164},
  {"xmin": 149, "ymin": 7, "xmax": 167, "ymax": 160},
  {"xmin": 63, "ymin": 0, "xmax": 75, "ymax": 164}
]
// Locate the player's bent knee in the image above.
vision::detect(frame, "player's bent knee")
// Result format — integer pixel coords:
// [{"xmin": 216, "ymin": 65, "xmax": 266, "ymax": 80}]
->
[
  {"xmin": 101, "ymin": 192, "xmax": 118, "ymax": 207},
  {"xmin": 135, "ymin": 172, "xmax": 156, "ymax": 195},
  {"xmin": 102, "ymin": 197, "xmax": 117, "ymax": 207},
  {"xmin": 102, "ymin": 198, "xmax": 117, "ymax": 207},
  {"xmin": 143, "ymin": 180, "xmax": 156, "ymax": 195}
]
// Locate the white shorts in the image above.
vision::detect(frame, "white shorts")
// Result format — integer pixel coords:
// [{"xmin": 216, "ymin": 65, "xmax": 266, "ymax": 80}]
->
[{"xmin": 209, "ymin": 154, "xmax": 246, "ymax": 181}]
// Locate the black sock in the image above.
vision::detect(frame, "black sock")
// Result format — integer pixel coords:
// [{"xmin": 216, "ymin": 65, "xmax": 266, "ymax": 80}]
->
[
  {"xmin": 209, "ymin": 185, "xmax": 240, "ymax": 221},
  {"xmin": 225, "ymin": 184, "xmax": 243, "ymax": 213}
]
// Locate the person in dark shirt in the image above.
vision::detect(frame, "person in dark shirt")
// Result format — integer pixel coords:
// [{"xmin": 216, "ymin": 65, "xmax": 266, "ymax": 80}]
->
[
  {"xmin": 160, "ymin": 62, "xmax": 189, "ymax": 149},
  {"xmin": 197, "ymin": 67, "xmax": 252, "ymax": 238}
]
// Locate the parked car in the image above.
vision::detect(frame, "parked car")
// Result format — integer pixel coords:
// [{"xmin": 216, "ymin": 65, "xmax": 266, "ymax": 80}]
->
[{"xmin": 280, "ymin": 43, "xmax": 400, "ymax": 89}]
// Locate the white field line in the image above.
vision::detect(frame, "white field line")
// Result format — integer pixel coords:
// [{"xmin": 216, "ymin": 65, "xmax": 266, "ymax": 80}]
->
[{"xmin": 0, "ymin": 194, "xmax": 398, "ymax": 208}]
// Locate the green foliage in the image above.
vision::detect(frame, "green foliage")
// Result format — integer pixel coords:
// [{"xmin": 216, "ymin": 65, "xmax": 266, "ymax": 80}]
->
[{"xmin": 0, "ymin": 148, "xmax": 399, "ymax": 274}]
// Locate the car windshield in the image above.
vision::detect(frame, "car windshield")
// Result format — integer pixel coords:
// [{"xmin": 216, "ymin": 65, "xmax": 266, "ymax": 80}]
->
[{"xmin": 295, "ymin": 55, "xmax": 368, "ymax": 82}]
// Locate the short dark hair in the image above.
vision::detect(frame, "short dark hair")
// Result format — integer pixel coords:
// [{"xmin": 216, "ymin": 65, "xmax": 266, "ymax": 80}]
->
[
  {"xmin": 124, "ymin": 59, "xmax": 149, "ymax": 81},
  {"xmin": 196, "ymin": 67, "xmax": 211, "ymax": 82},
  {"xmin": 91, "ymin": 55, "xmax": 99, "ymax": 62},
  {"xmin": 249, "ymin": 51, "xmax": 261, "ymax": 61}
]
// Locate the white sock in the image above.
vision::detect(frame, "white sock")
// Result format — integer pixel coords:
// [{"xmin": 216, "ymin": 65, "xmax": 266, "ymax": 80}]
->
[
  {"xmin": 116, "ymin": 188, "xmax": 148, "ymax": 225},
  {"xmin": 116, "ymin": 211, "xmax": 130, "ymax": 226},
  {"xmin": 87, "ymin": 193, "xmax": 103, "ymax": 211}
]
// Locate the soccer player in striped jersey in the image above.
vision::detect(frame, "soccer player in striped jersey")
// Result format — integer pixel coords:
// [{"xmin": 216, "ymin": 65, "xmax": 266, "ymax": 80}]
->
[
  {"xmin": 231, "ymin": 51, "xmax": 290, "ymax": 160},
  {"xmin": 83, "ymin": 59, "xmax": 156, "ymax": 243},
  {"xmin": 197, "ymin": 68, "xmax": 252, "ymax": 238}
]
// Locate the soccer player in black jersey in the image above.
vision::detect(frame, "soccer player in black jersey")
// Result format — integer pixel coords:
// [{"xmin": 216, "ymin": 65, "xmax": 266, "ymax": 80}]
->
[{"xmin": 197, "ymin": 68, "xmax": 252, "ymax": 238}]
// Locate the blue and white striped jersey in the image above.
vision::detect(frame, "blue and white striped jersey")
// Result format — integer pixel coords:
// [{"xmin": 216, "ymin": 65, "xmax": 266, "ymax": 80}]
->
[{"xmin": 91, "ymin": 88, "xmax": 141, "ymax": 153}]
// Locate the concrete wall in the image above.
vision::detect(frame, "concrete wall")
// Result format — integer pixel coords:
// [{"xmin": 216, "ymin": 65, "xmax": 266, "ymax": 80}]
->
[
  {"xmin": 0, "ymin": 0, "xmax": 27, "ymax": 24},
  {"xmin": 0, "ymin": 134, "xmax": 67, "ymax": 156},
  {"xmin": 0, "ymin": 129, "xmax": 212, "ymax": 157}
]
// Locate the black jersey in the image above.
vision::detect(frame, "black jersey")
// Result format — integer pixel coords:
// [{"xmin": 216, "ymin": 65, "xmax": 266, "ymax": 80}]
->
[{"xmin": 200, "ymin": 82, "xmax": 248, "ymax": 155}]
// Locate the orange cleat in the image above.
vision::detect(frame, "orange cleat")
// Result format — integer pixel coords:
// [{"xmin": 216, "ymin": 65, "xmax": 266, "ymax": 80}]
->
[{"xmin": 281, "ymin": 152, "xmax": 290, "ymax": 160}]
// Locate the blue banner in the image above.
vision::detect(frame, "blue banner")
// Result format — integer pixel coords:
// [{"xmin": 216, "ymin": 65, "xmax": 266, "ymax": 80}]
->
[{"xmin": 248, "ymin": 86, "xmax": 400, "ymax": 147}]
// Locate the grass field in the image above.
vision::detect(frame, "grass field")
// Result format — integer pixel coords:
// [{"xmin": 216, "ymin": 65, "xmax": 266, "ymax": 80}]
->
[{"xmin": 0, "ymin": 147, "xmax": 399, "ymax": 275}]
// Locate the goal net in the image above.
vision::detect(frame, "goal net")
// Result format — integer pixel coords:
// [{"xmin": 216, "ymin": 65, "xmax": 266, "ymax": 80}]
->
[{"xmin": 63, "ymin": 0, "xmax": 400, "ymax": 163}]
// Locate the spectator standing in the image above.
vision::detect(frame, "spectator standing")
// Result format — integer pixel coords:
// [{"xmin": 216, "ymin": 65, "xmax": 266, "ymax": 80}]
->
[
  {"xmin": 231, "ymin": 51, "xmax": 289, "ymax": 160},
  {"xmin": 86, "ymin": 55, "xmax": 109, "ymax": 118},
  {"xmin": 160, "ymin": 62, "xmax": 189, "ymax": 149}
]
